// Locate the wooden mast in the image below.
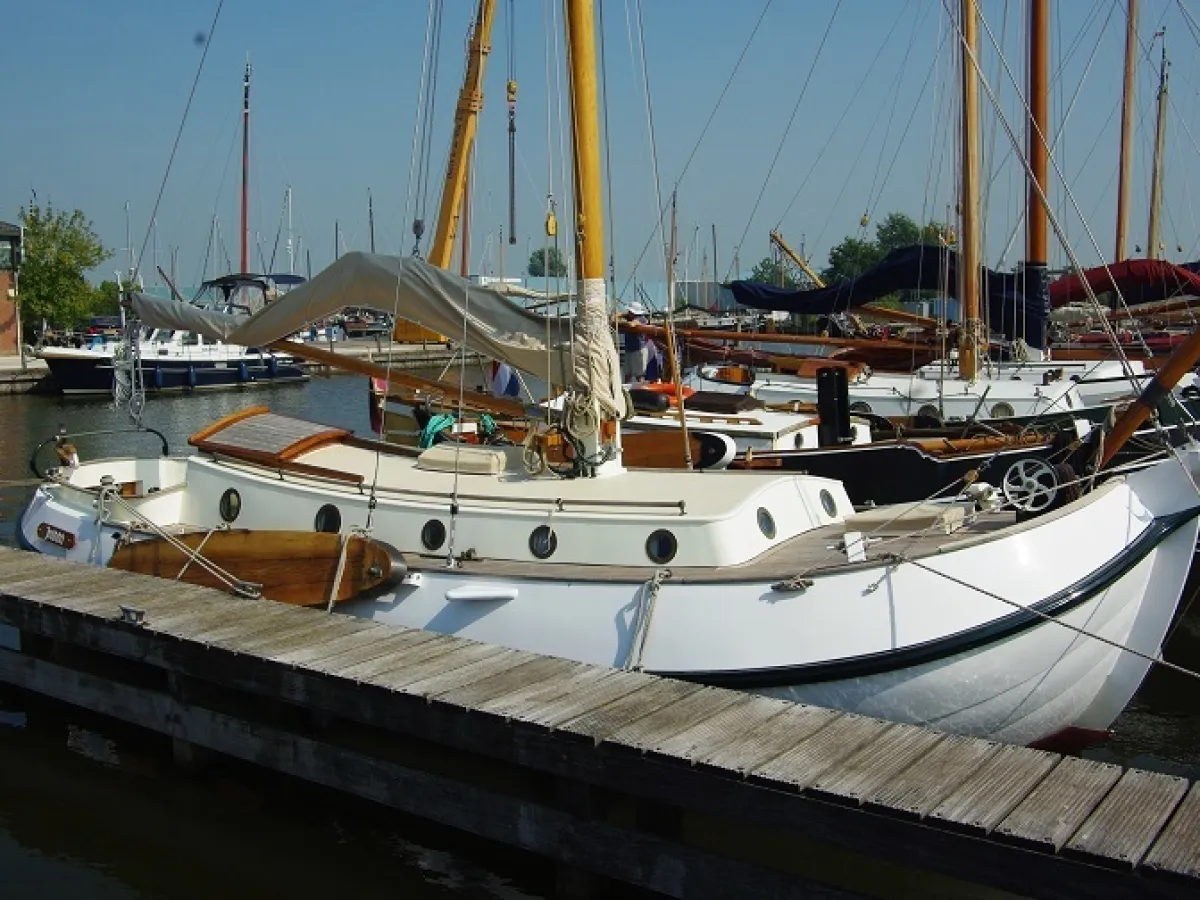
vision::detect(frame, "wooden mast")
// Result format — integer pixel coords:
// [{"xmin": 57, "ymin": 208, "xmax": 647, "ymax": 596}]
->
[
  {"xmin": 565, "ymin": 0, "xmax": 605, "ymax": 291},
  {"xmin": 1114, "ymin": 0, "xmax": 1137, "ymax": 262},
  {"xmin": 1147, "ymin": 33, "xmax": 1169, "ymax": 260},
  {"xmin": 958, "ymin": 0, "xmax": 982, "ymax": 381},
  {"xmin": 428, "ymin": 0, "xmax": 496, "ymax": 270},
  {"xmin": 1021, "ymin": 0, "xmax": 1051, "ymax": 360},
  {"xmin": 664, "ymin": 191, "xmax": 693, "ymax": 469},
  {"xmin": 240, "ymin": 60, "xmax": 251, "ymax": 275}
]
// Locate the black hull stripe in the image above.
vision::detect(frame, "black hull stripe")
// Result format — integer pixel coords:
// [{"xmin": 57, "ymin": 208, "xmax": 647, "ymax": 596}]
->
[{"xmin": 655, "ymin": 506, "xmax": 1200, "ymax": 689}]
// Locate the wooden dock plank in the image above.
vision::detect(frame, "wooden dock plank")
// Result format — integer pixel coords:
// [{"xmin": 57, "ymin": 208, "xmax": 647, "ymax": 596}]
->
[
  {"xmin": 474, "ymin": 664, "xmax": 614, "ymax": 722},
  {"xmin": 696, "ymin": 702, "xmax": 843, "ymax": 775},
  {"xmin": 0, "ymin": 569, "xmax": 132, "ymax": 604},
  {"xmin": 66, "ymin": 583, "xmax": 222, "ymax": 619},
  {"xmin": 431, "ymin": 655, "xmax": 581, "ymax": 709},
  {"xmin": 0, "ymin": 552, "xmax": 72, "ymax": 584},
  {"xmin": 400, "ymin": 648, "xmax": 533, "ymax": 698},
  {"xmin": 809, "ymin": 723, "xmax": 946, "ymax": 805},
  {"xmin": 524, "ymin": 670, "xmax": 659, "ymax": 730},
  {"xmin": 556, "ymin": 679, "xmax": 706, "ymax": 744},
  {"xmin": 332, "ymin": 633, "xmax": 463, "ymax": 681},
  {"xmin": 929, "ymin": 744, "xmax": 1058, "ymax": 835},
  {"xmin": 994, "ymin": 757, "xmax": 1123, "ymax": 853},
  {"xmin": 372, "ymin": 642, "xmax": 511, "ymax": 691},
  {"xmin": 1143, "ymin": 781, "xmax": 1200, "ymax": 880},
  {"xmin": 646, "ymin": 693, "xmax": 797, "ymax": 762},
  {"xmin": 271, "ymin": 623, "xmax": 408, "ymax": 666},
  {"xmin": 209, "ymin": 612, "xmax": 360, "ymax": 658},
  {"xmin": 751, "ymin": 714, "xmax": 892, "ymax": 792},
  {"xmin": 601, "ymin": 687, "xmax": 744, "ymax": 754},
  {"xmin": 183, "ymin": 602, "xmax": 312, "ymax": 645},
  {"xmin": 299, "ymin": 629, "xmax": 444, "ymax": 675},
  {"xmin": 863, "ymin": 733, "xmax": 1000, "ymax": 819},
  {"xmin": 1065, "ymin": 768, "xmax": 1189, "ymax": 868}
]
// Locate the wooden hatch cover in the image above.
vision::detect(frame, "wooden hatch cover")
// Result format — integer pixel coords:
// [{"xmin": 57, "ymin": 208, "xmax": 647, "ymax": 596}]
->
[{"xmin": 109, "ymin": 530, "xmax": 403, "ymax": 607}]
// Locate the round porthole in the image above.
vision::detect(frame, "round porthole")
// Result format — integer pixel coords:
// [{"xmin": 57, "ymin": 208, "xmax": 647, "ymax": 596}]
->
[
  {"xmin": 793, "ymin": 431, "xmax": 805, "ymax": 449},
  {"xmin": 646, "ymin": 529, "xmax": 677, "ymax": 564},
  {"xmin": 529, "ymin": 525, "xmax": 558, "ymax": 559},
  {"xmin": 421, "ymin": 519, "xmax": 446, "ymax": 551},
  {"xmin": 849, "ymin": 401, "xmax": 872, "ymax": 414},
  {"xmin": 990, "ymin": 402, "xmax": 1015, "ymax": 419},
  {"xmin": 314, "ymin": 504, "xmax": 342, "ymax": 534},
  {"xmin": 757, "ymin": 508, "xmax": 776, "ymax": 539},
  {"xmin": 218, "ymin": 488, "xmax": 241, "ymax": 523},
  {"xmin": 917, "ymin": 404, "xmax": 941, "ymax": 420},
  {"xmin": 819, "ymin": 489, "xmax": 838, "ymax": 517}
]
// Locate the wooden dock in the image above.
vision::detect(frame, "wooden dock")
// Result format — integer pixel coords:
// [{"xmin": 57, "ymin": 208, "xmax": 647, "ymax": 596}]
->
[{"xmin": 0, "ymin": 544, "xmax": 1197, "ymax": 899}]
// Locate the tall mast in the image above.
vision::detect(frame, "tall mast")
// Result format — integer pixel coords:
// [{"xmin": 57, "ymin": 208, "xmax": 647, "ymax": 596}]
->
[
  {"xmin": 665, "ymin": 191, "xmax": 693, "ymax": 469},
  {"xmin": 1115, "ymin": 0, "xmax": 1137, "ymax": 261},
  {"xmin": 368, "ymin": 189, "xmax": 376, "ymax": 254},
  {"xmin": 1147, "ymin": 32, "xmax": 1169, "ymax": 260},
  {"xmin": 958, "ymin": 0, "xmax": 982, "ymax": 380},
  {"xmin": 285, "ymin": 186, "xmax": 294, "ymax": 275},
  {"xmin": 240, "ymin": 60, "xmax": 251, "ymax": 274},
  {"xmin": 1021, "ymin": 0, "xmax": 1050, "ymax": 359},
  {"xmin": 429, "ymin": 0, "xmax": 496, "ymax": 270},
  {"xmin": 460, "ymin": 150, "xmax": 472, "ymax": 278}
]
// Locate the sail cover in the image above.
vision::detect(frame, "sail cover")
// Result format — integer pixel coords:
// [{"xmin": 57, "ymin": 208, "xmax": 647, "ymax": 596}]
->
[
  {"xmin": 1048, "ymin": 258, "xmax": 1200, "ymax": 308},
  {"xmin": 730, "ymin": 245, "xmax": 1050, "ymax": 349},
  {"xmin": 130, "ymin": 252, "xmax": 623, "ymax": 407}
]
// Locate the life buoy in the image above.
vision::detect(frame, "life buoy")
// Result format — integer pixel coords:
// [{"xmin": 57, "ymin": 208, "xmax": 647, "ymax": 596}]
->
[{"xmin": 638, "ymin": 381, "xmax": 695, "ymax": 406}]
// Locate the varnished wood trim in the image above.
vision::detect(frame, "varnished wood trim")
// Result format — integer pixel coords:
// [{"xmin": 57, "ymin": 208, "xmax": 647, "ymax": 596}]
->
[{"xmin": 188, "ymin": 405, "xmax": 270, "ymax": 446}]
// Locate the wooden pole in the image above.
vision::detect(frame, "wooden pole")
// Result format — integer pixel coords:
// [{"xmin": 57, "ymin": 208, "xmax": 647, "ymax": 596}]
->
[
  {"xmin": 1115, "ymin": 0, "xmax": 1137, "ymax": 262},
  {"xmin": 958, "ymin": 0, "xmax": 982, "ymax": 381},
  {"xmin": 1026, "ymin": 0, "xmax": 1048, "ymax": 267},
  {"xmin": 1147, "ymin": 35, "xmax": 1169, "ymax": 260},
  {"xmin": 664, "ymin": 192, "xmax": 693, "ymax": 469},
  {"xmin": 428, "ymin": 0, "xmax": 496, "ymax": 271},
  {"xmin": 565, "ymin": 0, "xmax": 605, "ymax": 284}
]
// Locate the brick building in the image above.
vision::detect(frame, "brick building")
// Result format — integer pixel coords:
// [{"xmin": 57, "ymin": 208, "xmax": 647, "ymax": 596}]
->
[{"xmin": 0, "ymin": 221, "xmax": 21, "ymax": 356}]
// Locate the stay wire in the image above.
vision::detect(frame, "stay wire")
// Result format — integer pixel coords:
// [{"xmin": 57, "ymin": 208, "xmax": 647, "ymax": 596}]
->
[
  {"xmin": 132, "ymin": 0, "xmax": 225, "ymax": 287},
  {"xmin": 731, "ymin": 0, "xmax": 843, "ymax": 280}
]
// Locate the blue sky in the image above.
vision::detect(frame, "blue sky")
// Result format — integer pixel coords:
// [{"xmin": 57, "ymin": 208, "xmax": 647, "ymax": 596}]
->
[{"xmin": 5, "ymin": 0, "xmax": 1200, "ymax": 299}]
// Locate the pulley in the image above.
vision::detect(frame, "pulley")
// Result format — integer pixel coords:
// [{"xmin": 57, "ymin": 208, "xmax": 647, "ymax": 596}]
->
[{"xmin": 545, "ymin": 209, "xmax": 558, "ymax": 238}]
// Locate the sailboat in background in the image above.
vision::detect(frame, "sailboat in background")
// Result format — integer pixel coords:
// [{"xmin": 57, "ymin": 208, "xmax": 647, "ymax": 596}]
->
[{"xmin": 19, "ymin": 0, "xmax": 1200, "ymax": 749}]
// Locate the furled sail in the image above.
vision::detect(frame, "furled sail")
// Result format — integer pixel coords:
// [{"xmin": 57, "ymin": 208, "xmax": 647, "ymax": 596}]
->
[
  {"xmin": 1049, "ymin": 258, "xmax": 1200, "ymax": 308},
  {"xmin": 729, "ymin": 245, "xmax": 1050, "ymax": 349},
  {"xmin": 130, "ymin": 252, "xmax": 623, "ymax": 411}
]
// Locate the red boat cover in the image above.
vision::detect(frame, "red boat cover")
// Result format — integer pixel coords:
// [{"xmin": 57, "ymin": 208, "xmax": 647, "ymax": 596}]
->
[{"xmin": 1050, "ymin": 258, "xmax": 1200, "ymax": 308}]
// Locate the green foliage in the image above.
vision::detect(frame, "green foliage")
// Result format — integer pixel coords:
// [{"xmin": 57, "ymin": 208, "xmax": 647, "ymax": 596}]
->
[
  {"xmin": 527, "ymin": 245, "xmax": 567, "ymax": 278},
  {"xmin": 92, "ymin": 280, "xmax": 124, "ymax": 316},
  {"xmin": 822, "ymin": 212, "xmax": 949, "ymax": 297},
  {"xmin": 18, "ymin": 203, "xmax": 109, "ymax": 326},
  {"xmin": 749, "ymin": 256, "xmax": 798, "ymax": 288}
]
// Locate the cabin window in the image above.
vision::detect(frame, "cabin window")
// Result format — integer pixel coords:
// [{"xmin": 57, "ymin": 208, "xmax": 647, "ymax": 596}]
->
[
  {"xmin": 917, "ymin": 404, "xmax": 941, "ymax": 421},
  {"xmin": 793, "ymin": 431, "xmax": 805, "ymax": 449},
  {"xmin": 529, "ymin": 525, "xmax": 557, "ymax": 560},
  {"xmin": 990, "ymin": 402, "xmax": 1015, "ymax": 419},
  {"xmin": 645, "ymin": 529, "xmax": 677, "ymax": 564},
  {"xmin": 219, "ymin": 489, "xmax": 241, "ymax": 523},
  {"xmin": 314, "ymin": 504, "xmax": 342, "ymax": 534},
  {"xmin": 819, "ymin": 489, "xmax": 838, "ymax": 517},
  {"xmin": 757, "ymin": 508, "xmax": 776, "ymax": 539},
  {"xmin": 849, "ymin": 401, "xmax": 872, "ymax": 414},
  {"xmin": 421, "ymin": 519, "xmax": 446, "ymax": 552}
]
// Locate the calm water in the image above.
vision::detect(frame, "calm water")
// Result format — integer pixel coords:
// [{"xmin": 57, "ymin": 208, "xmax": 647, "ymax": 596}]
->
[{"xmin": 0, "ymin": 374, "xmax": 1198, "ymax": 898}]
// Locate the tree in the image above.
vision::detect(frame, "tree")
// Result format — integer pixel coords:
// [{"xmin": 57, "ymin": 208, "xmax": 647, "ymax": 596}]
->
[
  {"xmin": 527, "ymin": 246, "xmax": 567, "ymax": 278},
  {"xmin": 91, "ymin": 280, "xmax": 124, "ymax": 316},
  {"xmin": 749, "ymin": 256, "xmax": 798, "ymax": 288},
  {"xmin": 18, "ymin": 203, "xmax": 109, "ymax": 326},
  {"xmin": 823, "ymin": 236, "xmax": 883, "ymax": 284}
]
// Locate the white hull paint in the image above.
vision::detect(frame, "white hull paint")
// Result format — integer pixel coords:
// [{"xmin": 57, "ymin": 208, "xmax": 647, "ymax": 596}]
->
[{"xmin": 18, "ymin": 435, "xmax": 1200, "ymax": 747}]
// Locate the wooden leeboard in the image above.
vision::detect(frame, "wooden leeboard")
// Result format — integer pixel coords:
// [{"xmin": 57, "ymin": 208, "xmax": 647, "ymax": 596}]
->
[{"xmin": 108, "ymin": 531, "xmax": 397, "ymax": 607}]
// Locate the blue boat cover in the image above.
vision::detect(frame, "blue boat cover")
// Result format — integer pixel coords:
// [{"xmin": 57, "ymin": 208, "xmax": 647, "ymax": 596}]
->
[{"xmin": 730, "ymin": 245, "xmax": 1049, "ymax": 349}]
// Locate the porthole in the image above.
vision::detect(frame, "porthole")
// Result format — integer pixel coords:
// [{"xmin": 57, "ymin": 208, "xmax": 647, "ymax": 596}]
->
[
  {"xmin": 421, "ymin": 519, "xmax": 446, "ymax": 551},
  {"xmin": 218, "ymin": 488, "xmax": 241, "ymax": 523},
  {"xmin": 757, "ymin": 508, "xmax": 776, "ymax": 539},
  {"xmin": 917, "ymin": 404, "xmax": 941, "ymax": 420},
  {"xmin": 849, "ymin": 401, "xmax": 872, "ymax": 414},
  {"xmin": 646, "ymin": 529, "xmax": 677, "ymax": 564},
  {"xmin": 990, "ymin": 401, "xmax": 1015, "ymax": 419},
  {"xmin": 529, "ymin": 525, "xmax": 558, "ymax": 559},
  {"xmin": 314, "ymin": 504, "xmax": 342, "ymax": 534},
  {"xmin": 819, "ymin": 489, "xmax": 838, "ymax": 517},
  {"xmin": 793, "ymin": 431, "xmax": 805, "ymax": 449}
]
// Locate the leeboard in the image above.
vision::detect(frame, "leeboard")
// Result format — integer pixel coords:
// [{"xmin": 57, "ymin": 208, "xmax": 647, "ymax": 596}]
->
[{"xmin": 108, "ymin": 531, "xmax": 398, "ymax": 607}]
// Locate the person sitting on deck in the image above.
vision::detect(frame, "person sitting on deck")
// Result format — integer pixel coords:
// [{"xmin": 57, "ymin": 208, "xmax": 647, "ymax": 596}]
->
[{"xmin": 621, "ymin": 302, "xmax": 650, "ymax": 384}]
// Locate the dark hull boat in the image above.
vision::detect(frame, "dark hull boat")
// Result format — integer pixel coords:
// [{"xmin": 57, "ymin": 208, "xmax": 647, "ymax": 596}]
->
[{"xmin": 41, "ymin": 348, "xmax": 308, "ymax": 395}]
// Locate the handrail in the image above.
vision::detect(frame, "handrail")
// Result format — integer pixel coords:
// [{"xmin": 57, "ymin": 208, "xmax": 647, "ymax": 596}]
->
[{"xmin": 29, "ymin": 427, "xmax": 170, "ymax": 479}]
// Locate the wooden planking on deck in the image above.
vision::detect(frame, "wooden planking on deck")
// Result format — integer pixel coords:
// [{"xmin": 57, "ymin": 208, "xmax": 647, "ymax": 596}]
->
[
  {"xmin": 2, "ymin": 546, "xmax": 1200, "ymax": 895},
  {"xmin": 1143, "ymin": 782, "xmax": 1200, "ymax": 879}
]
